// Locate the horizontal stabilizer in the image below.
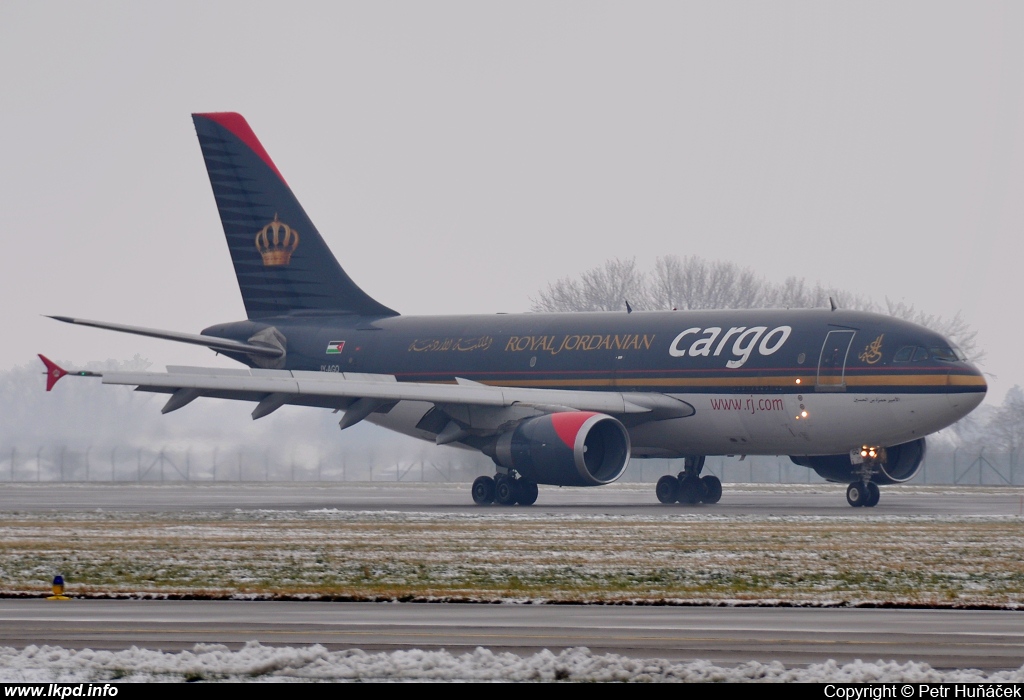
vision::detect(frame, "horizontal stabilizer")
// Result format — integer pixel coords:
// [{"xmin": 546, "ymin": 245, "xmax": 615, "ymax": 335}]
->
[{"xmin": 46, "ymin": 316, "xmax": 284, "ymax": 358}]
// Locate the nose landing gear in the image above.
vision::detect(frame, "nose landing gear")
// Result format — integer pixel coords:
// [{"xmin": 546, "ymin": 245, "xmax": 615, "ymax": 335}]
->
[
  {"xmin": 846, "ymin": 446, "xmax": 885, "ymax": 507},
  {"xmin": 846, "ymin": 480, "xmax": 880, "ymax": 507}
]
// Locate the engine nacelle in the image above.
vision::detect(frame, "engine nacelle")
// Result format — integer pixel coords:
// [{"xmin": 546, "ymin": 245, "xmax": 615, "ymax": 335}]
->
[
  {"xmin": 790, "ymin": 438, "xmax": 926, "ymax": 485},
  {"xmin": 494, "ymin": 412, "xmax": 631, "ymax": 487}
]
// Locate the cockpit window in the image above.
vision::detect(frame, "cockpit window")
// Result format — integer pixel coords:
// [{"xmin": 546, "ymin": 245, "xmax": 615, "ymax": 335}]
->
[
  {"xmin": 928, "ymin": 345, "xmax": 967, "ymax": 362},
  {"xmin": 893, "ymin": 346, "xmax": 914, "ymax": 363},
  {"xmin": 894, "ymin": 344, "xmax": 966, "ymax": 363}
]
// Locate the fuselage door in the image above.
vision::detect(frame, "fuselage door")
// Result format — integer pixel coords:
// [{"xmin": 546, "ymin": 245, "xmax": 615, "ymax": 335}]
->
[{"xmin": 817, "ymin": 330, "xmax": 856, "ymax": 391}]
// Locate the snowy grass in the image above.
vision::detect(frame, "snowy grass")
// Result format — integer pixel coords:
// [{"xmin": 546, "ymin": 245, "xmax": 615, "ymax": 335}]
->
[
  {"xmin": 3, "ymin": 509, "xmax": 1024, "ymax": 606},
  {"xmin": 3, "ymin": 642, "xmax": 1024, "ymax": 683}
]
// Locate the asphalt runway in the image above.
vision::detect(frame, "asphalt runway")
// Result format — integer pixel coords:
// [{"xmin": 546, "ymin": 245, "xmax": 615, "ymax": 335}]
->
[
  {"xmin": 1, "ymin": 600, "xmax": 1022, "ymax": 670},
  {"xmin": 2, "ymin": 481, "xmax": 1023, "ymax": 516},
  {"xmin": 2, "ymin": 482, "xmax": 1023, "ymax": 669}
]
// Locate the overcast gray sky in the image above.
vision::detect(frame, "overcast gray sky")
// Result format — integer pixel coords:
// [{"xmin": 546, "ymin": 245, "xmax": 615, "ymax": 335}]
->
[{"xmin": 3, "ymin": 2, "xmax": 1022, "ymax": 403}]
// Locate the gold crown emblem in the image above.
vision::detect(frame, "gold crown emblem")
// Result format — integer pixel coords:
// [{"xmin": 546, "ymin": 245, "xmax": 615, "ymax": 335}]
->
[{"xmin": 255, "ymin": 214, "xmax": 299, "ymax": 266}]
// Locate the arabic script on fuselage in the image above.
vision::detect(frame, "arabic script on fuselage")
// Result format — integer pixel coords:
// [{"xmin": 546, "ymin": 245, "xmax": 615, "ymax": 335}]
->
[{"xmin": 408, "ymin": 336, "xmax": 494, "ymax": 352}]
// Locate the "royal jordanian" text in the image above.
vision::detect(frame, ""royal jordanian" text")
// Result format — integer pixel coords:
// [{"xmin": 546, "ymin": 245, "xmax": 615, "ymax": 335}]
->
[{"xmin": 505, "ymin": 334, "xmax": 656, "ymax": 356}]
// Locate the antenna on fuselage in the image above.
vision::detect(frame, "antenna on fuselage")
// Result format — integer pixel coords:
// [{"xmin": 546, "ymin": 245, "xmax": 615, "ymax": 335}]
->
[
  {"xmin": 625, "ymin": 300, "xmax": 633, "ymax": 314},
  {"xmin": 829, "ymin": 296, "xmax": 838, "ymax": 312}
]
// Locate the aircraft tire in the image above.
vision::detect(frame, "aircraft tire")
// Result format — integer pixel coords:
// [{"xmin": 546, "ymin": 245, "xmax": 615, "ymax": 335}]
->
[
  {"xmin": 517, "ymin": 479, "xmax": 539, "ymax": 506},
  {"xmin": 656, "ymin": 475, "xmax": 679, "ymax": 504},
  {"xmin": 494, "ymin": 475, "xmax": 518, "ymax": 506},
  {"xmin": 846, "ymin": 482, "xmax": 868, "ymax": 507},
  {"xmin": 677, "ymin": 475, "xmax": 702, "ymax": 505},
  {"xmin": 472, "ymin": 476, "xmax": 495, "ymax": 505},
  {"xmin": 700, "ymin": 475, "xmax": 723, "ymax": 504},
  {"xmin": 865, "ymin": 482, "xmax": 880, "ymax": 507}
]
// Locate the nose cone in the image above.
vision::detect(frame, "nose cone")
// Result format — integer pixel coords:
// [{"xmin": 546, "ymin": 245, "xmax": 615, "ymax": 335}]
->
[{"xmin": 947, "ymin": 363, "xmax": 987, "ymax": 418}]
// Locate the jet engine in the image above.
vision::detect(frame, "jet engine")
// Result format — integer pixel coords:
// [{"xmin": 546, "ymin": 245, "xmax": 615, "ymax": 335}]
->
[
  {"xmin": 790, "ymin": 438, "xmax": 926, "ymax": 485},
  {"xmin": 492, "ymin": 412, "xmax": 631, "ymax": 487}
]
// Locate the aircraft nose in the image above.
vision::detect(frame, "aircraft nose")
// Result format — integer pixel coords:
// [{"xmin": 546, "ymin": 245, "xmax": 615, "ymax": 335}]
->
[{"xmin": 947, "ymin": 363, "xmax": 986, "ymax": 417}]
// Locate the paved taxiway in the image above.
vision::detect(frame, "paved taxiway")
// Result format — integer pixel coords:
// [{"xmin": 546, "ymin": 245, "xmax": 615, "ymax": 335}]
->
[{"xmin": 2, "ymin": 482, "xmax": 1023, "ymax": 669}]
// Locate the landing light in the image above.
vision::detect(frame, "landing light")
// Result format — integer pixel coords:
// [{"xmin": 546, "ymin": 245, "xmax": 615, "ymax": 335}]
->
[{"xmin": 795, "ymin": 378, "xmax": 801, "ymax": 384}]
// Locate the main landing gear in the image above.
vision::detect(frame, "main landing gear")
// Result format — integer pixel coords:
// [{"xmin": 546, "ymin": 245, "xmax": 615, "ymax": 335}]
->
[
  {"xmin": 472, "ymin": 473, "xmax": 539, "ymax": 506},
  {"xmin": 655, "ymin": 456, "xmax": 722, "ymax": 505}
]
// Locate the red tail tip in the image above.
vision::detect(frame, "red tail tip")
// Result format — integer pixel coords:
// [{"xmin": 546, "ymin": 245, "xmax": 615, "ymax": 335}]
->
[
  {"xmin": 192, "ymin": 112, "xmax": 287, "ymax": 185},
  {"xmin": 38, "ymin": 354, "xmax": 68, "ymax": 391}
]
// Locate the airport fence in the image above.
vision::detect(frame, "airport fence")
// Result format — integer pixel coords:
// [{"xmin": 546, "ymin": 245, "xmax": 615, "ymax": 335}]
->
[{"xmin": 0, "ymin": 444, "xmax": 1019, "ymax": 486}]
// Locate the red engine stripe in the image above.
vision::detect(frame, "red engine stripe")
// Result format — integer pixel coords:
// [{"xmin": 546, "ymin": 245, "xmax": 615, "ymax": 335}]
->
[{"xmin": 550, "ymin": 411, "xmax": 599, "ymax": 449}]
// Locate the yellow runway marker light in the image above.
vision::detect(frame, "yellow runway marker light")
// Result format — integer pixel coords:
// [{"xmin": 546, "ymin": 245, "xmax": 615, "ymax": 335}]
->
[{"xmin": 46, "ymin": 574, "xmax": 70, "ymax": 601}]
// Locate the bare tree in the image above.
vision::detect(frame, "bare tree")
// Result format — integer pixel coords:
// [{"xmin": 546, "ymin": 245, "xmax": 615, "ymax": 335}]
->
[
  {"xmin": 532, "ymin": 254, "xmax": 980, "ymax": 361},
  {"xmin": 532, "ymin": 258, "xmax": 651, "ymax": 312},
  {"xmin": 650, "ymin": 256, "xmax": 768, "ymax": 310},
  {"xmin": 986, "ymin": 386, "xmax": 1024, "ymax": 453}
]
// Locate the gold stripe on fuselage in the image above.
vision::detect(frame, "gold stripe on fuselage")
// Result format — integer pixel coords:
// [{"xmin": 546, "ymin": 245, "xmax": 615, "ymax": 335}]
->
[{"xmin": 472, "ymin": 373, "xmax": 986, "ymax": 390}]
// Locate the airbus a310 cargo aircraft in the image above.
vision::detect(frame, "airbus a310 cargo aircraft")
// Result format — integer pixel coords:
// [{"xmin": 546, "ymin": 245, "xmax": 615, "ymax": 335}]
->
[{"xmin": 41, "ymin": 113, "xmax": 987, "ymax": 508}]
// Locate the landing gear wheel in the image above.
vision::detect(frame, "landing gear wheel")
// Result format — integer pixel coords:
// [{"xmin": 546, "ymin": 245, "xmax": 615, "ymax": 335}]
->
[
  {"xmin": 700, "ymin": 475, "xmax": 722, "ymax": 504},
  {"xmin": 494, "ymin": 475, "xmax": 518, "ymax": 506},
  {"xmin": 677, "ymin": 475, "xmax": 702, "ymax": 505},
  {"xmin": 517, "ymin": 480, "xmax": 539, "ymax": 506},
  {"xmin": 846, "ymin": 482, "xmax": 868, "ymax": 507},
  {"xmin": 471, "ymin": 476, "xmax": 495, "ymax": 505},
  {"xmin": 656, "ymin": 475, "xmax": 679, "ymax": 504},
  {"xmin": 864, "ymin": 482, "xmax": 880, "ymax": 507}
]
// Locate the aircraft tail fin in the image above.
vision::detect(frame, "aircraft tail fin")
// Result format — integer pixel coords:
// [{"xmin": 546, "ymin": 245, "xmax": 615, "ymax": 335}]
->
[{"xmin": 191, "ymin": 113, "xmax": 397, "ymax": 319}]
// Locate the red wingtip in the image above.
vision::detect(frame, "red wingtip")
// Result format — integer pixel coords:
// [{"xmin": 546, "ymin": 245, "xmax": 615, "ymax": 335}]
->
[{"xmin": 38, "ymin": 354, "xmax": 68, "ymax": 392}]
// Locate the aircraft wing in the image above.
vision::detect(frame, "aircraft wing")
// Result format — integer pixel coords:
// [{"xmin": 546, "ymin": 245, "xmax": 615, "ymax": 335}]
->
[{"xmin": 39, "ymin": 357, "xmax": 694, "ymax": 430}]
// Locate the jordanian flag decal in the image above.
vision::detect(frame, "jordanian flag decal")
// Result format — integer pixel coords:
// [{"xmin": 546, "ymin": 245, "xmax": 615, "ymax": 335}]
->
[{"xmin": 326, "ymin": 341, "xmax": 345, "ymax": 354}]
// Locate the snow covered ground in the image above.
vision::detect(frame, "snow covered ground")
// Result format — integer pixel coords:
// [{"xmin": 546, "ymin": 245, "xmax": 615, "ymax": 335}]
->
[
  {"xmin": 3, "ymin": 507, "xmax": 1024, "ymax": 605},
  {"xmin": 3, "ymin": 486, "xmax": 1023, "ymax": 681},
  {"xmin": 3, "ymin": 643, "xmax": 1024, "ymax": 683}
]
